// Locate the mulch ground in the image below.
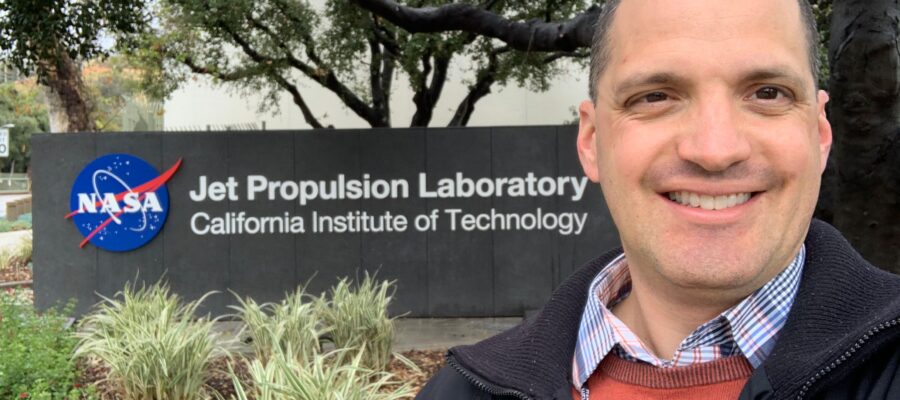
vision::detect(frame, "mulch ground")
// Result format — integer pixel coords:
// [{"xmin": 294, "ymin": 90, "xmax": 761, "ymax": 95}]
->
[
  {"xmin": 1, "ymin": 264, "xmax": 33, "ymax": 302},
  {"xmin": 387, "ymin": 349, "xmax": 446, "ymax": 393},
  {"xmin": 0, "ymin": 261, "xmax": 30, "ymax": 283}
]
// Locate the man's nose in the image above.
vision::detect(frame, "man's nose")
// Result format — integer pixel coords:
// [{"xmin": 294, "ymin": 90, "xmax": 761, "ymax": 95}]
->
[{"xmin": 676, "ymin": 97, "xmax": 752, "ymax": 172}]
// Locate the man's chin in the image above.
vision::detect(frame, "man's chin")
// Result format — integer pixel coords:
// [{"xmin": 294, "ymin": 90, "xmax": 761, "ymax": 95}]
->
[{"xmin": 648, "ymin": 244, "xmax": 772, "ymax": 292}]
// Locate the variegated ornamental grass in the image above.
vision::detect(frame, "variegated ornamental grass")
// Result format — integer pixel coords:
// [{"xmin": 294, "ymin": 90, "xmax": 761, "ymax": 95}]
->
[
  {"xmin": 71, "ymin": 275, "xmax": 409, "ymax": 399},
  {"xmin": 0, "ymin": 232, "xmax": 33, "ymax": 271},
  {"xmin": 229, "ymin": 286, "xmax": 324, "ymax": 364},
  {"xmin": 227, "ymin": 344, "xmax": 414, "ymax": 400},
  {"xmin": 226, "ymin": 276, "xmax": 413, "ymax": 399},
  {"xmin": 316, "ymin": 273, "xmax": 397, "ymax": 371},
  {"xmin": 74, "ymin": 282, "xmax": 233, "ymax": 400}
]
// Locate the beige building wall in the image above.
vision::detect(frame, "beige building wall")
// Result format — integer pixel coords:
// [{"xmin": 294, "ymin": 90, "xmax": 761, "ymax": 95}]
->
[{"xmin": 164, "ymin": 61, "xmax": 590, "ymax": 130}]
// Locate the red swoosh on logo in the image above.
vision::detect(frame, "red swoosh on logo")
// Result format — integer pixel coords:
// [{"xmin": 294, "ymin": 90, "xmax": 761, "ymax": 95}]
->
[{"xmin": 69, "ymin": 158, "xmax": 182, "ymax": 248}]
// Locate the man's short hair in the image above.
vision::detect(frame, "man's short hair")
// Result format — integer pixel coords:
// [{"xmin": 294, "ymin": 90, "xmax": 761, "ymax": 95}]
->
[{"xmin": 588, "ymin": 0, "xmax": 821, "ymax": 101}]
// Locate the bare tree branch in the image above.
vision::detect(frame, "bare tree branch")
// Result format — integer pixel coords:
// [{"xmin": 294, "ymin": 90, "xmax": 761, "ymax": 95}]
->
[{"xmin": 350, "ymin": 0, "xmax": 601, "ymax": 52}]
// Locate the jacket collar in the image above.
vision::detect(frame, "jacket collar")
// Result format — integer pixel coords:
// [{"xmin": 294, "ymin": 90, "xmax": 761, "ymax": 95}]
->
[
  {"xmin": 449, "ymin": 220, "xmax": 900, "ymax": 400},
  {"xmin": 759, "ymin": 220, "xmax": 900, "ymax": 399}
]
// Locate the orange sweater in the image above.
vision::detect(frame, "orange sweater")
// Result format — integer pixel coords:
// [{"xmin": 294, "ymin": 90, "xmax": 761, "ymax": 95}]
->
[{"xmin": 573, "ymin": 353, "xmax": 753, "ymax": 400}]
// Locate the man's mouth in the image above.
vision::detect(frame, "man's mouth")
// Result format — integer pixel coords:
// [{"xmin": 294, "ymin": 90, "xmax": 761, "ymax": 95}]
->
[{"xmin": 666, "ymin": 191, "xmax": 755, "ymax": 211}]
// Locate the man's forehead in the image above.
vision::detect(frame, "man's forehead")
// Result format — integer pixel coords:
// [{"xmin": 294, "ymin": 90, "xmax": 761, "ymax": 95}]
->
[
  {"xmin": 609, "ymin": 0, "xmax": 804, "ymax": 39},
  {"xmin": 600, "ymin": 0, "xmax": 810, "ymax": 88}
]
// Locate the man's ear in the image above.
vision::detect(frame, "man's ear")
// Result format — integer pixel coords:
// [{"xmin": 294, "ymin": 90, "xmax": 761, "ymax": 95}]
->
[
  {"xmin": 816, "ymin": 90, "xmax": 833, "ymax": 174},
  {"xmin": 577, "ymin": 100, "xmax": 602, "ymax": 183}
]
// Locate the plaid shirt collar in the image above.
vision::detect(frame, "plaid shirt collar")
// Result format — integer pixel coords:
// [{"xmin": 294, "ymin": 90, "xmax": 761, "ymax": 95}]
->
[{"xmin": 572, "ymin": 245, "xmax": 805, "ymax": 389}]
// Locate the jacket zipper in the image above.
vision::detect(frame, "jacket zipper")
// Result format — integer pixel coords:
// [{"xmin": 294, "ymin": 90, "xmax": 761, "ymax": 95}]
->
[
  {"xmin": 447, "ymin": 355, "xmax": 535, "ymax": 400},
  {"xmin": 795, "ymin": 317, "xmax": 900, "ymax": 399}
]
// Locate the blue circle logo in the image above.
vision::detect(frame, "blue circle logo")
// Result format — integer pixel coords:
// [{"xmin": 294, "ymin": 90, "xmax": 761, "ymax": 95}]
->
[{"xmin": 67, "ymin": 154, "xmax": 181, "ymax": 252}]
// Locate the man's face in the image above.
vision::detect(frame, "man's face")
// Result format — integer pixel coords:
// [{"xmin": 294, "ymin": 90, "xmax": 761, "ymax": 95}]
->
[{"xmin": 577, "ymin": 0, "xmax": 832, "ymax": 299}]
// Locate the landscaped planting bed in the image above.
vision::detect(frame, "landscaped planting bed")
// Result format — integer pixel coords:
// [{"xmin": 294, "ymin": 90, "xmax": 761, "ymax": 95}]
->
[
  {"xmin": 1, "ymin": 253, "xmax": 445, "ymax": 399},
  {"xmin": 72, "ymin": 349, "xmax": 445, "ymax": 399}
]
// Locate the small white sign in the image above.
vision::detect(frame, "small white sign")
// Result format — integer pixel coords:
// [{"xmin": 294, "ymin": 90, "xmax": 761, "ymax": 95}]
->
[{"xmin": 0, "ymin": 128, "xmax": 8, "ymax": 157}]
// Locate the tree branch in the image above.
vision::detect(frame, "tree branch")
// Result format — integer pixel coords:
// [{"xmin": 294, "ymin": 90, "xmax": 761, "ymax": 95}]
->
[
  {"xmin": 368, "ymin": 35, "xmax": 386, "ymax": 122},
  {"xmin": 182, "ymin": 56, "xmax": 324, "ymax": 129},
  {"xmin": 350, "ymin": 0, "xmax": 601, "ymax": 52},
  {"xmin": 379, "ymin": 43, "xmax": 396, "ymax": 125},
  {"xmin": 236, "ymin": 13, "xmax": 385, "ymax": 126},
  {"xmin": 181, "ymin": 56, "xmax": 260, "ymax": 81},
  {"xmin": 411, "ymin": 52, "xmax": 450, "ymax": 126},
  {"xmin": 370, "ymin": 19, "xmax": 402, "ymax": 54},
  {"xmin": 372, "ymin": 15, "xmax": 398, "ymax": 117},
  {"xmin": 543, "ymin": 50, "xmax": 589, "ymax": 63},
  {"xmin": 367, "ymin": 13, "xmax": 398, "ymax": 126},
  {"xmin": 448, "ymin": 46, "xmax": 509, "ymax": 126},
  {"xmin": 271, "ymin": 74, "xmax": 325, "ymax": 129}
]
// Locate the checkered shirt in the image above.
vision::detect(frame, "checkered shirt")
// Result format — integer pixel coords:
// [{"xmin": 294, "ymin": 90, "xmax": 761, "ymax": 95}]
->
[{"xmin": 572, "ymin": 245, "xmax": 805, "ymax": 390}]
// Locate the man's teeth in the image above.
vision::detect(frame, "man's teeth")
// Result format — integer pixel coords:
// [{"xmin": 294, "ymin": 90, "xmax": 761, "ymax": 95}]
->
[{"xmin": 667, "ymin": 192, "xmax": 752, "ymax": 210}]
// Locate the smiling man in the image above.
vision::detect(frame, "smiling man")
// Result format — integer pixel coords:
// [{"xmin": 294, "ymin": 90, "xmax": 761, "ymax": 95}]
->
[{"xmin": 417, "ymin": 0, "xmax": 900, "ymax": 399}]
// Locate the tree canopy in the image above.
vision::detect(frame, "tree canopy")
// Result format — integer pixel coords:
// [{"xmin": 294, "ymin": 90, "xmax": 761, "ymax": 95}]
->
[
  {"xmin": 137, "ymin": 0, "xmax": 592, "ymax": 128},
  {"xmin": 0, "ymin": 0, "xmax": 150, "ymax": 131}
]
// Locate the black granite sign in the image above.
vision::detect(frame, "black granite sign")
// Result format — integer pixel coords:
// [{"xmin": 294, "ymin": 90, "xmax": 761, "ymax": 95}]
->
[{"xmin": 32, "ymin": 127, "xmax": 619, "ymax": 317}]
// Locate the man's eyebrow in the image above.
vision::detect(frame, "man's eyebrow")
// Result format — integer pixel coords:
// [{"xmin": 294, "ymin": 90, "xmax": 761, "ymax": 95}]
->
[{"xmin": 612, "ymin": 72, "xmax": 691, "ymax": 98}]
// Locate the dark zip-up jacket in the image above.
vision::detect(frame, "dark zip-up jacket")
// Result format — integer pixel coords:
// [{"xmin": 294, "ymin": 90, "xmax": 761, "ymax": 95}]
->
[{"xmin": 416, "ymin": 220, "xmax": 900, "ymax": 400}]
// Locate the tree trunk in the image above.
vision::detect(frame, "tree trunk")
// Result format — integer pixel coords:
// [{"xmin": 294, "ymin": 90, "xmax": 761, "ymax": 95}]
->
[
  {"xmin": 39, "ymin": 51, "xmax": 95, "ymax": 133},
  {"xmin": 828, "ymin": 0, "xmax": 900, "ymax": 273}
]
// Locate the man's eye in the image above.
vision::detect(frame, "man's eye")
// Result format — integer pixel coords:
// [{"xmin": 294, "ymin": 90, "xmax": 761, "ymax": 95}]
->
[
  {"xmin": 752, "ymin": 87, "xmax": 785, "ymax": 100},
  {"xmin": 643, "ymin": 92, "xmax": 669, "ymax": 103}
]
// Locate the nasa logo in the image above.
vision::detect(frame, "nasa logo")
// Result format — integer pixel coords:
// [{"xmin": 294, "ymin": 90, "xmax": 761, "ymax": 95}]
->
[{"xmin": 67, "ymin": 154, "xmax": 182, "ymax": 251}]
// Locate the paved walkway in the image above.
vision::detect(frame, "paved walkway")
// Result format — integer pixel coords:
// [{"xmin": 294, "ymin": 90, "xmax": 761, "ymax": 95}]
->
[{"xmin": 393, "ymin": 317, "xmax": 521, "ymax": 351}]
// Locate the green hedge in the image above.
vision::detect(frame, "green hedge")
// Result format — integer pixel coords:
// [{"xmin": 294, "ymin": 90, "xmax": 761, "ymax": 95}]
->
[{"xmin": 0, "ymin": 292, "xmax": 95, "ymax": 399}]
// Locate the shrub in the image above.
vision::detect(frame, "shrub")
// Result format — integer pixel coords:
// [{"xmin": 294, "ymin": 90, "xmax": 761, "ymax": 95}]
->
[
  {"xmin": 315, "ymin": 274, "xmax": 397, "ymax": 371},
  {"xmin": 227, "ymin": 345, "xmax": 413, "ymax": 400},
  {"xmin": 0, "ymin": 290, "xmax": 94, "ymax": 399},
  {"xmin": 0, "ymin": 217, "xmax": 31, "ymax": 233},
  {"xmin": 17, "ymin": 213, "xmax": 32, "ymax": 224},
  {"xmin": 229, "ymin": 287, "xmax": 324, "ymax": 364},
  {"xmin": 74, "ymin": 282, "xmax": 231, "ymax": 400}
]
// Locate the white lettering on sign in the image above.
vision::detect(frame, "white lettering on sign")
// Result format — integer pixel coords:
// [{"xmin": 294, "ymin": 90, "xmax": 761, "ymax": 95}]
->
[
  {"xmin": 186, "ymin": 173, "xmax": 595, "ymax": 237},
  {"xmin": 188, "ymin": 173, "xmax": 589, "ymax": 204},
  {"xmin": 77, "ymin": 192, "xmax": 163, "ymax": 214},
  {"xmin": 418, "ymin": 173, "xmax": 588, "ymax": 201}
]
